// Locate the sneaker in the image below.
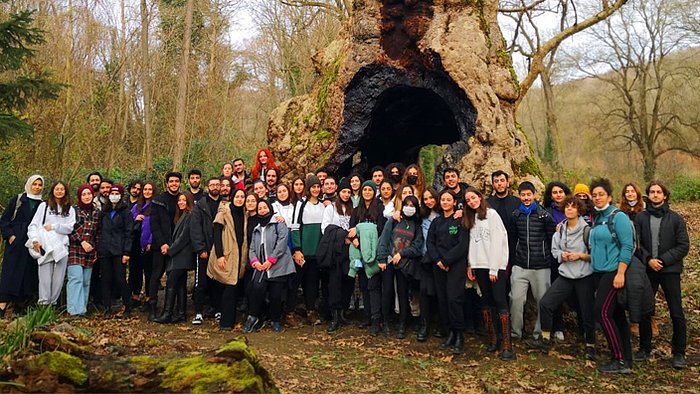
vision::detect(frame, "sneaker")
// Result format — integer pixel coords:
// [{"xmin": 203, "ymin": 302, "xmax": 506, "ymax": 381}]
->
[
  {"xmin": 253, "ymin": 318, "xmax": 267, "ymax": 331},
  {"xmin": 271, "ymin": 321, "xmax": 284, "ymax": 333},
  {"xmin": 214, "ymin": 312, "xmax": 222, "ymax": 323},
  {"xmin": 585, "ymin": 344, "xmax": 596, "ymax": 360},
  {"xmin": 525, "ymin": 337, "xmax": 551, "ymax": 354},
  {"xmin": 672, "ymin": 354, "xmax": 686, "ymax": 369},
  {"xmin": 633, "ymin": 350, "xmax": 649, "ymax": 362},
  {"xmin": 242, "ymin": 315, "xmax": 258, "ymax": 334},
  {"xmin": 598, "ymin": 360, "xmax": 631, "ymax": 374},
  {"xmin": 192, "ymin": 314, "xmax": 203, "ymax": 325},
  {"xmin": 554, "ymin": 331, "xmax": 564, "ymax": 341}
]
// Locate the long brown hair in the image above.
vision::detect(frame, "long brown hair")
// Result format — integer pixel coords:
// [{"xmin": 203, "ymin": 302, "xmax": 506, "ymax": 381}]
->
[
  {"xmin": 48, "ymin": 181, "xmax": 72, "ymax": 217},
  {"xmin": 137, "ymin": 181, "xmax": 158, "ymax": 214},
  {"xmin": 174, "ymin": 193, "xmax": 194, "ymax": 223},
  {"xmin": 401, "ymin": 164, "xmax": 426, "ymax": 198},
  {"xmin": 619, "ymin": 182, "xmax": 644, "ymax": 215},
  {"xmin": 461, "ymin": 186, "xmax": 489, "ymax": 230}
]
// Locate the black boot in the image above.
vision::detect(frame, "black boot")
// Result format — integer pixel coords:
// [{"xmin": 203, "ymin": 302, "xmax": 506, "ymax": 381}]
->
[
  {"xmin": 147, "ymin": 300, "xmax": 157, "ymax": 322},
  {"xmin": 483, "ymin": 308, "xmax": 498, "ymax": 352},
  {"xmin": 440, "ymin": 330, "xmax": 456, "ymax": 349},
  {"xmin": 452, "ymin": 331, "xmax": 465, "ymax": 354},
  {"xmin": 327, "ymin": 310, "xmax": 341, "ymax": 333},
  {"xmin": 500, "ymin": 312, "xmax": 516, "ymax": 361},
  {"xmin": 172, "ymin": 286, "xmax": 187, "ymax": 323},
  {"xmin": 383, "ymin": 320, "xmax": 391, "ymax": 337},
  {"xmin": 369, "ymin": 319, "xmax": 381, "ymax": 337},
  {"xmin": 154, "ymin": 288, "xmax": 176, "ymax": 324},
  {"xmin": 416, "ymin": 318, "xmax": 429, "ymax": 342},
  {"xmin": 339, "ymin": 309, "xmax": 351, "ymax": 326},
  {"xmin": 396, "ymin": 321, "xmax": 406, "ymax": 339}
]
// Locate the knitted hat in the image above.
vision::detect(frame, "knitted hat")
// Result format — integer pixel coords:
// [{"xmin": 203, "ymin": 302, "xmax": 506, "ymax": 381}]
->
[
  {"xmin": 110, "ymin": 184, "xmax": 125, "ymax": 196},
  {"xmin": 361, "ymin": 180, "xmax": 376, "ymax": 191},
  {"xmin": 338, "ymin": 178, "xmax": 351, "ymax": 192},
  {"xmin": 573, "ymin": 183, "xmax": 591, "ymax": 197},
  {"xmin": 305, "ymin": 174, "xmax": 321, "ymax": 193}
]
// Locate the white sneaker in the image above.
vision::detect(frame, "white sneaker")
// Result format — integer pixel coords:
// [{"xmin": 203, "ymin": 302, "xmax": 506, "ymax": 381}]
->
[
  {"xmin": 192, "ymin": 314, "xmax": 203, "ymax": 325},
  {"xmin": 214, "ymin": 312, "xmax": 222, "ymax": 323},
  {"xmin": 554, "ymin": 331, "xmax": 565, "ymax": 341}
]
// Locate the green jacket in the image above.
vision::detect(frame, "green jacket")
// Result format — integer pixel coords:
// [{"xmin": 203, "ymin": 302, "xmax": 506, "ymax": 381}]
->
[{"xmin": 348, "ymin": 222, "xmax": 379, "ymax": 279}]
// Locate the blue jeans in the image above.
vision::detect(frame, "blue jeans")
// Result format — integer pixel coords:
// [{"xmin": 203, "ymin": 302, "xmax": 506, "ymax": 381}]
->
[{"xmin": 66, "ymin": 265, "xmax": 92, "ymax": 315}]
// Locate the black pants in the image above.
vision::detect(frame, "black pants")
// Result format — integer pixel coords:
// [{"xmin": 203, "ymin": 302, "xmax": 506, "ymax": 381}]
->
[
  {"xmin": 540, "ymin": 275, "xmax": 595, "ymax": 343},
  {"xmin": 100, "ymin": 256, "xmax": 130, "ymax": 311},
  {"xmin": 550, "ymin": 266, "xmax": 565, "ymax": 332},
  {"xmin": 217, "ymin": 281, "xmax": 238, "ymax": 328},
  {"xmin": 248, "ymin": 275, "xmax": 286, "ymax": 322},
  {"xmin": 166, "ymin": 268, "xmax": 187, "ymax": 290},
  {"xmin": 90, "ymin": 259, "xmax": 102, "ymax": 305},
  {"xmin": 593, "ymin": 271, "xmax": 632, "ymax": 363},
  {"xmin": 639, "ymin": 272, "xmax": 686, "ymax": 356},
  {"xmin": 148, "ymin": 252, "xmax": 167, "ymax": 305},
  {"xmin": 300, "ymin": 257, "xmax": 320, "ymax": 311},
  {"xmin": 463, "ymin": 287, "xmax": 482, "ymax": 330},
  {"xmin": 285, "ymin": 264, "xmax": 301, "ymax": 314},
  {"xmin": 192, "ymin": 256, "xmax": 210, "ymax": 314},
  {"xmin": 358, "ymin": 269, "xmax": 382, "ymax": 322},
  {"xmin": 328, "ymin": 264, "xmax": 354, "ymax": 311},
  {"xmin": 129, "ymin": 250, "xmax": 152, "ymax": 298},
  {"xmin": 433, "ymin": 260, "xmax": 467, "ymax": 331},
  {"xmin": 474, "ymin": 269, "xmax": 509, "ymax": 313},
  {"xmin": 381, "ymin": 264, "xmax": 409, "ymax": 323}
]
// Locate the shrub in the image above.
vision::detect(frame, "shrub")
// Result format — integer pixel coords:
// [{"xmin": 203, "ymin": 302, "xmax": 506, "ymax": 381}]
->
[{"xmin": 669, "ymin": 176, "xmax": 700, "ymax": 202}]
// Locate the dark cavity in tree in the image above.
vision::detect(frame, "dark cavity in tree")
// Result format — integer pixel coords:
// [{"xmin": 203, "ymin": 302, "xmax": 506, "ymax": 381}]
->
[{"xmin": 380, "ymin": 0, "xmax": 434, "ymax": 67}]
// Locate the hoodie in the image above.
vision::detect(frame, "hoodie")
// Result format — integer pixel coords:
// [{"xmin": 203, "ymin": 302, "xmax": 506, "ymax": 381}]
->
[{"xmin": 551, "ymin": 217, "xmax": 593, "ymax": 279}]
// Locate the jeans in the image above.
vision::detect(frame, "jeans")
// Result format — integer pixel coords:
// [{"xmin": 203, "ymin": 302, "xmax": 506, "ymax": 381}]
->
[{"xmin": 66, "ymin": 265, "xmax": 92, "ymax": 315}]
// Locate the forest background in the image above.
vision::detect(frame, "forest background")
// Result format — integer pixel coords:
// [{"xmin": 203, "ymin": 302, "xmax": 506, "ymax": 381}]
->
[{"xmin": 1, "ymin": 0, "xmax": 700, "ymax": 207}]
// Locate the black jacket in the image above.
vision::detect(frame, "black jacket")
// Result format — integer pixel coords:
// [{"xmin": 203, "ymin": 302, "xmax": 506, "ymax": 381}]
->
[
  {"xmin": 190, "ymin": 196, "xmax": 219, "ymax": 255},
  {"xmin": 617, "ymin": 255, "xmax": 655, "ymax": 323},
  {"xmin": 634, "ymin": 203, "xmax": 689, "ymax": 275},
  {"xmin": 510, "ymin": 203, "xmax": 556, "ymax": 270},
  {"xmin": 150, "ymin": 192, "xmax": 178, "ymax": 248},
  {"xmin": 97, "ymin": 206, "xmax": 134, "ymax": 258},
  {"xmin": 167, "ymin": 212, "xmax": 195, "ymax": 271},
  {"xmin": 316, "ymin": 224, "xmax": 349, "ymax": 272},
  {"xmin": 426, "ymin": 214, "xmax": 469, "ymax": 267},
  {"xmin": 0, "ymin": 193, "xmax": 41, "ymax": 298},
  {"xmin": 487, "ymin": 194, "xmax": 520, "ymax": 264}
]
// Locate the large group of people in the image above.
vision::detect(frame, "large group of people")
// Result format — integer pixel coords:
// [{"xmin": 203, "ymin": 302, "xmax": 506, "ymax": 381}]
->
[{"xmin": 0, "ymin": 149, "xmax": 690, "ymax": 373}]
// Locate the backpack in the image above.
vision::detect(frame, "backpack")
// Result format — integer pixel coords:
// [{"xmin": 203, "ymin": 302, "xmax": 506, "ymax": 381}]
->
[
  {"xmin": 558, "ymin": 220, "xmax": 591, "ymax": 253},
  {"xmin": 598, "ymin": 208, "xmax": 636, "ymax": 249}
]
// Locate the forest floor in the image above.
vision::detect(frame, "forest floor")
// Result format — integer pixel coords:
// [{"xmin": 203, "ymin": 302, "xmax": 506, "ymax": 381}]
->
[{"xmin": 3, "ymin": 203, "xmax": 700, "ymax": 393}]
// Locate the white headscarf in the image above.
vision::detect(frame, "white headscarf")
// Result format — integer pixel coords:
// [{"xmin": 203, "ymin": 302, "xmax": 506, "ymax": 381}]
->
[{"xmin": 24, "ymin": 175, "xmax": 44, "ymax": 200}]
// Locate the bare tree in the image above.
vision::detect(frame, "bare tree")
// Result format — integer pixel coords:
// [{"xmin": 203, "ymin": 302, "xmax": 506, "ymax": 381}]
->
[
  {"xmin": 172, "ymin": 0, "xmax": 195, "ymax": 171},
  {"xmin": 141, "ymin": 0, "xmax": 153, "ymax": 171}
]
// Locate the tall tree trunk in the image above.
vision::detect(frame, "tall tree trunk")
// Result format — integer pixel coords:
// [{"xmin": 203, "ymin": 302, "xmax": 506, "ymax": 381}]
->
[
  {"xmin": 172, "ymin": 0, "xmax": 195, "ymax": 171},
  {"xmin": 141, "ymin": 0, "xmax": 153, "ymax": 171},
  {"xmin": 540, "ymin": 68, "xmax": 562, "ymax": 170}
]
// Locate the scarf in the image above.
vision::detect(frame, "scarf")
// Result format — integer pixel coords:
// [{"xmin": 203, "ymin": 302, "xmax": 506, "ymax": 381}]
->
[
  {"xmin": 519, "ymin": 201, "xmax": 537, "ymax": 215},
  {"xmin": 232, "ymin": 204, "xmax": 245, "ymax": 250},
  {"xmin": 25, "ymin": 174, "xmax": 44, "ymax": 200},
  {"xmin": 647, "ymin": 201, "xmax": 669, "ymax": 218}
]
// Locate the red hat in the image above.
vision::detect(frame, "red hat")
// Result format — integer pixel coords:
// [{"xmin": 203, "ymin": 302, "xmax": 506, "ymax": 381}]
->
[{"xmin": 110, "ymin": 184, "xmax": 125, "ymax": 195}]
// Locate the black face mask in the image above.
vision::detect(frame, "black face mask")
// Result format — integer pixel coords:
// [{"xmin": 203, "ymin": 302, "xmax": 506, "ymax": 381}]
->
[
  {"xmin": 407, "ymin": 175, "xmax": 418, "ymax": 185},
  {"xmin": 390, "ymin": 175, "xmax": 401, "ymax": 184}
]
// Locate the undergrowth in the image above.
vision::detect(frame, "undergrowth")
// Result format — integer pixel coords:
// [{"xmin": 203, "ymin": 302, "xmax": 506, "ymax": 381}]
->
[{"xmin": 0, "ymin": 305, "xmax": 59, "ymax": 364}]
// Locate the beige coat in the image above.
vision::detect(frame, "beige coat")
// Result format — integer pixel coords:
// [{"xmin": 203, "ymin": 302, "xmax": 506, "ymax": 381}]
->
[{"xmin": 207, "ymin": 201, "xmax": 248, "ymax": 285}]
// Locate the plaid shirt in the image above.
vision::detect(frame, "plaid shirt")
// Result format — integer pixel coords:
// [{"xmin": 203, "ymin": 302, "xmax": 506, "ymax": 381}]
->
[{"xmin": 68, "ymin": 205, "xmax": 101, "ymax": 268}]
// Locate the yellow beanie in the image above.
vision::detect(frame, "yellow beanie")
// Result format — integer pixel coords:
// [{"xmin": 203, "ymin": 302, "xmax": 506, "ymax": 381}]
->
[{"xmin": 573, "ymin": 183, "xmax": 591, "ymax": 197}]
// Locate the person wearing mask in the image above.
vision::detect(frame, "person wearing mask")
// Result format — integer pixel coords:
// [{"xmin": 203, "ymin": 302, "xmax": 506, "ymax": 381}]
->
[
  {"xmin": 441, "ymin": 168, "xmax": 469, "ymax": 210},
  {"xmin": 463, "ymin": 187, "xmax": 515, "ymax": 360},
  {"xmin": 634, "ymin": 181, "xmax": 689, "ymax": 369},
  {"xmin": 509, "ymin": 181, "xmax": 557, "ymax": 340},
  {"xmin": 526, "ymin": 196, "xmax": 596, "ymax": 360},
  {"xmin": 28, "ymin": 181, "xmax": 76, "ymax": 306},
  {"xmin": 98, "ymin": 184, "xmax": 133, "ymax": 319},
  {"xmin": 189, "ymin": 177, "xmax": 221, "ymax": 325},
  {"xmin": 130, "ymin": 182, "xmax": 156, "ymax": 310},
  {"xmin": 127, "ymin": 180, "xmax": 143, "ymax": 208},
  {"xmin": 154, "ymin": 193, "xmax": 195, "ymax": 323},
  {"xmin": 401, "ymin": 164, "xmax": 426, "ymax": 200},
  {"xmin": 386, "ymin": 184, "xmax": 414, "ymax": 220},
  {"xmin": 209, "ymin": 187, "xmax": 248, "ymax": 330},
  {"xmin": 185, "ymin": 169, "xmax": 204, "ymax": 202},
  {"xmin": 417, "ymin": 188, "xmax": 440, "ymax": 341},
  {"xmin": 0, "ymin": 175, "xmax": 44, "ymax": 319},
  {"xmin": 377, "ymin": 195, "xmax": 424, "ymax": 339},
  {"xmin": 147, "ymin": 171, "xmax": 181, "ymax": 320},
  {"xmin": 349, "ymin": 173, "xmax": 362, "ymax": 208},
  {"xmin": 619, "ymin": 182, "xmax": 645, "ymax": 222},
  {"xmin": 589, "ymin": 178, "xmax": 634, "ymax": 374},
  {"xmin": 250, "ymin": 149, "xmax": 279, "ymax": 183},
  {"xmin": 67, "ymin": 184, "xmax": 100, "ymax": 317},
  {"xmin": 426, "ymin": 189, "xmax": 469, "ymax": 354},
  {"xmin": 386, "ymin": 163, "xmax": 405, "ymax": 191},
  {"xmin": 243, "ymin": 200, "xmax": 296, "ymax": 334},
  {"xmin": 232, "ymin": 158, "xmax": 248, "ymax": 190}
]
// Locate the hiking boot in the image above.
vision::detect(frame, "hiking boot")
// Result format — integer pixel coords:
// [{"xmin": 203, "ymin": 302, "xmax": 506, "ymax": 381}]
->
[
  {"xmin": 271, "ymin": 321, "xmax": 284, "ymax": 333},
  {"xmin": 382, "ymin": 321, "xmax": 391, "ymax": 337},
  {"xmin": 500, "ymin": 312, "xmax": 516, "ymax": 361},
  {"xmin": 452, "ymin": 331, "xmax": 465, "ymax": 355},
  {"xmin": 598, "ymin": 360, "xmax": 632, "ymax": 374},
  {"xmin": 525, "ymin": 337, "xmax": 552, "ymax": 354},
  {"xmin": 214, "ymin": 312, "xmax": 222, "ymax": 323},
  {"xmin": 416, "ymin": 318, "xmax": 429, "ymax": 342},
  {"xmin": 633, "ymin": 350, "xmax": 649, "ymax": 362},
  {"xmin": 482, "ymin": 309, "xmax": 498, "ymax": 353},
  {"xmin": 327, "ymin": 310, "xmax": 341, "ymax": 333},
  {"xmin": 242, "ymin": 315, "xmax": 259, "ymax": 334},
  {"xmin": 672, "ymin": 354, "xmax": 686, "ymax": 369},
  {"xmin": 396, "ymin": 322, "xmax": 406, "ymax": 339},
  {"xmin": 369, "ymin": 319, "xmax": 381, "ymax": 337},
  {"xmin": 440, "ymin": 331, "xmax": 456, "ymax": 349},
  {"xmin": 585, "ymin": 344, "xmax": 597, "ymax": 360},
  {"xmin": 192, "ymin": 314, "xmax": 204, "ymax": 325}
]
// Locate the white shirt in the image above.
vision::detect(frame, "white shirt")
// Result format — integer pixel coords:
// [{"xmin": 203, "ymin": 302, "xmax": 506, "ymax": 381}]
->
[
  {"xmin": 468, "ymin": 208, "xmax": 509, "ymax": 276},
  {"xmin": 321, "ymin": 203, "xmax": 351, "ymax": 233}
]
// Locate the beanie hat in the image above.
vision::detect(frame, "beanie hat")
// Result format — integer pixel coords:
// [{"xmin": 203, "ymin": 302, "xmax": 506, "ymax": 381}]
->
[
  {"xmin": 77, "ymin": 184, "xmax": 94, "ymax": 209},
  {"xmin": 305, "ymin": 174, "xmax": 321, "ymax": 192},
  {"xmin": 573, "ymin": 183, "xmax": 591, "ymax": 197},
  {"xmin": 110, "ymin": 184, "xmax": 125, "ymax": 196},
  {"xmin": 338, "ymin": 178, "xmax": 351, "ymax": 192},
  {"xmin": 361, "ymin": 180, "xmax": 376, "ymax": 191}
]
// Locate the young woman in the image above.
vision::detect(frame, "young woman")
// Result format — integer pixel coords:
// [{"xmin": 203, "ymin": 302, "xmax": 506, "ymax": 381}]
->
[
  {"xmin": 387, "ymin": 185, "xmax": 414, "ymax": 221},
  {"xmin": 349, "ymin": 173, "xmax": 362, "ymax": 208},
  {"xmin": 221, "ymin": 162, "xmax": 234, "ymax": 179},
  {"xmin": 379, "ymin": 180, "xmax": 395, "ymax": 219},
  {"xmin": 426, "ymin": 190, "xmax": 469, "ymax": 354},
  {"xmin": 291, "ymin": 175, "xmax": 325, "ymax": 325},
  {"xmin": 0, "ymin": 175, "xmax": 44, "ymax": 318},
  {"xmin": 377, "ymin": 195, "xmax": 424, "ymax": 339},
  {"xmin": 619, "ymin": 182, "xmax": 645, "ymax": 222},
  {"xmin": 244, "ymin": 200, "xmax": 296, "ymax": 333},
  {"xmin": 130, "ymin": 181, "xmax": 156, "ymax": 307},
  {"xmin": 401, "ymin": 164, "xmax": 426, "ymax": 199},
  {"xmin": 544, "ymin": 182, "xmax": 572, "ymax": 225},
  {"xmin": 66, "ymin": 184, "xmax": 100, "ymax": 316},
  {"xmin": 386, "ymin": 163, "xmax": 405, "ymax": 191},
  {"xmin": 463, "ymin": 187, "xmax": 515, "ymax": 360},
  {"xmin": 208, "ymin": 188, "xmax": 248, "ymax": 330},
  {"xmin": 272, "ymin": 183, "xmax": 296, "ymax": 224},
  {"xmin": 573, "ymin": 183, "xmax": 594, "ymax": 225},
  {"xmin": 589, "ymin": 178, "xmax": 634, "ymax": 373},
  {"xmin": 417, "ymin": 188, "xmax": 440, "ymax": 341},
  {"xmin": 348, "ymin": 180, "xmax": 386, "ymax": 335},
  {"xmin": 245, "ymin": 192, "xmax": 260, "ymax": 241},
  {"xmin": 291, "ymin": 176, "xmax": 306, "ymax": 205},
  {"xmin": 252, "ymin": 180, "xmax": 268, "ymax": 202},
  {"xmin": 28, "ymin": 180, "xmax": 76, "ymax": 306},
  {"xmin": 250, "ymin": 149, "xmax": 279, "ymax": 183},
  {"xmin": 320, "ymin": 178, "xmax": 353, "ymax": 333},
  {"xmin": 97, "ymin": 185, "xmax": 134, "ymax": 319},
  {"xmin": 154, "ymin": 193, "xmax": 195, "ymax": 323}
]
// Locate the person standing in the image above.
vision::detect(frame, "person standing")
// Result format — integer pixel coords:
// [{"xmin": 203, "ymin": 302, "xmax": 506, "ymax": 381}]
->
[
  {"xmin": 98, "ymin": 185, "xmax": 134, "ymax": 319},
  {"xmin": 544, "ymin": 182, "xmax": 571, "ymax": 225},
  {"xmin": 67, "ymin": 184, "xmax": 100, "ymax": 316},
  {"xmin": 250, "ymin": 149, "xmax": 279, "ymax": 183},
  {"xmin": 232, "ymin": 158, "xmax": 248, "ymax": 190},
  {"xmin": 127, "ymin": 180, "xmax": 143, "ymax": 208},
  {"xmin": 87, "ymin": 172, "xmax": 102, "ymax": 195},
  {"xmin": 185, "ymin": 169, "xmax": 204, "ymax": 202},
  {"xmin": 28, "ymin": 181, "xmax": 76, "ymax": 306},
  {"xmin": 0, "ymin": 175, "xmax": 44, "ymax": 318},
  {"xmin": 417, "ymin": 188, "xmax": 440, "ymax": 341},
  {"xmin": 441, "ymin": 168, "xmax": 469, "ymax": 209},
  {"xmin": 147, "ymin": 172, "xmax": 181, "ymax": 320},
  {"xmin": 634, "ymin": 181, "xmax": 689, "ymax": 369}
]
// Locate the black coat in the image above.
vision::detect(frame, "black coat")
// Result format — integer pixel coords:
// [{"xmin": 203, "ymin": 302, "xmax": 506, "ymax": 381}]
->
[
  {"xmin": 97, "ymin": 206, "xmax": 134, "ymax": 258},
  {"xmin": 0, "ymin": 194, "xmax": 41, "ymax": 299},
  {"xmin": 634, "ymin": 204, "xmax": 689, "ymax": 275},
  {"xmin": 190, "ymin": 196, "xmax": 218, "ymax": 255},
  {"xmin": 510, "ymin": 203, "xmax": 556, "ymax": 270},
  {"xmin": 426, "ymin": 214, "xmax": 469, "ymax": 267},
  {"xmin": 316, "ymin": 224, "xmax": 349, "ymax": 272},
  {"xmin": 150, "ymin": 192, "xmax": 178, "ymax": 248},
  {"xmin": 487, "ymin": 194, "xmax": 520, "ymax": 264},
  {"xmin": 167, "ymin": 212, "xmax": 195, "ymax": 271},
  {"xmin": 617, "ymin": 255, "xmax": 655, "ymax": 323}
]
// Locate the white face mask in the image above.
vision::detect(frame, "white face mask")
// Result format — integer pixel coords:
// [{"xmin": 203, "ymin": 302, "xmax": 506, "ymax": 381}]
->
[
  {"xmin": 109, "ymin": 194, "xmax": 122, "ymax": 204},
  {"xmin": 402, "ymin": 206, "xmax": 416, "ymax": 217},
  {"xmin": 627, "ymin": 200, "xmax": 638, "ymax": 207},
  {"xmin": 594, "ymin": 203, "xmax": 610, "ymax": 212}
]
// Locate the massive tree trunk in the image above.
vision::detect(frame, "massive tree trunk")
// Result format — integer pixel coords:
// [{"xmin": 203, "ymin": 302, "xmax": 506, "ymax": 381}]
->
[
  {"xmin": 172, "ymin": 0, "xmax": 195, "ymax": 172},
  {"xmin": 140, "ymin": 0, "xmax": 153, "ymax": 171}
]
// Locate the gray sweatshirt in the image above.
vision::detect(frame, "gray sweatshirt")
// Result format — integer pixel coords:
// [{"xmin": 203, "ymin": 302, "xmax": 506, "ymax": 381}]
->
[{"xmin": 551, "ymin": 217, "xmax": 593, "ymax": 279}]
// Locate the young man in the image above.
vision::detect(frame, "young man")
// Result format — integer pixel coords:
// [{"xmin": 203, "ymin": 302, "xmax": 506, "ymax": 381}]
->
[
  {"xmin": 232, "ymin": 158, "xmax": 249, "ymax": 190},
  {"xmin": 486, "ymin": 170, "xmax": 520, "ymax": 265},
  {"xmin": 189, "ymin": 177, "xmax": 222, "ymax": 325},
  {"xmin": 316, "ymin": 168, "xmax": 329, "ymax": 186},
  {"xmin": 95, "ymin": 178, "xmax": 114, "ymax": 211},
  {"xmin": 509, "ymin": 181, "xmax": 557, "ymax": 340},
  {"xmin": 321, "ymin": 176, "xmax": 338, "ymax": 206},
  {"xmin": 87, "ymin": 172, "xmax": 103, "ymax": 194},
  {"xmin": 147, "ymin": 171, "xmax": 182, "ymax": 321},
  {"xmin": 370, "ymin": 166, "xmax": 385, "ymax": 189},
  {"xmin": 185, "ymin": 169, "xmax": 204, "ymax": 202},
  {"xmin": 442, "ymin": 168, "xmax": 469, "ymax": 209},
  {"xmin": 128, "ymin": 179, "xmax": 143, "ymax": 208},
  {"xmin": 634, "ymin": 181, "xmax": 689, "ymax": 369}
]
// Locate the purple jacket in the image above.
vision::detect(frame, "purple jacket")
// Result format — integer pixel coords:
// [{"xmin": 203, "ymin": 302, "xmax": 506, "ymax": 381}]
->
[{"xmin": 131, "ymin": 202, "xmax": 153, "ymax": 251}]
